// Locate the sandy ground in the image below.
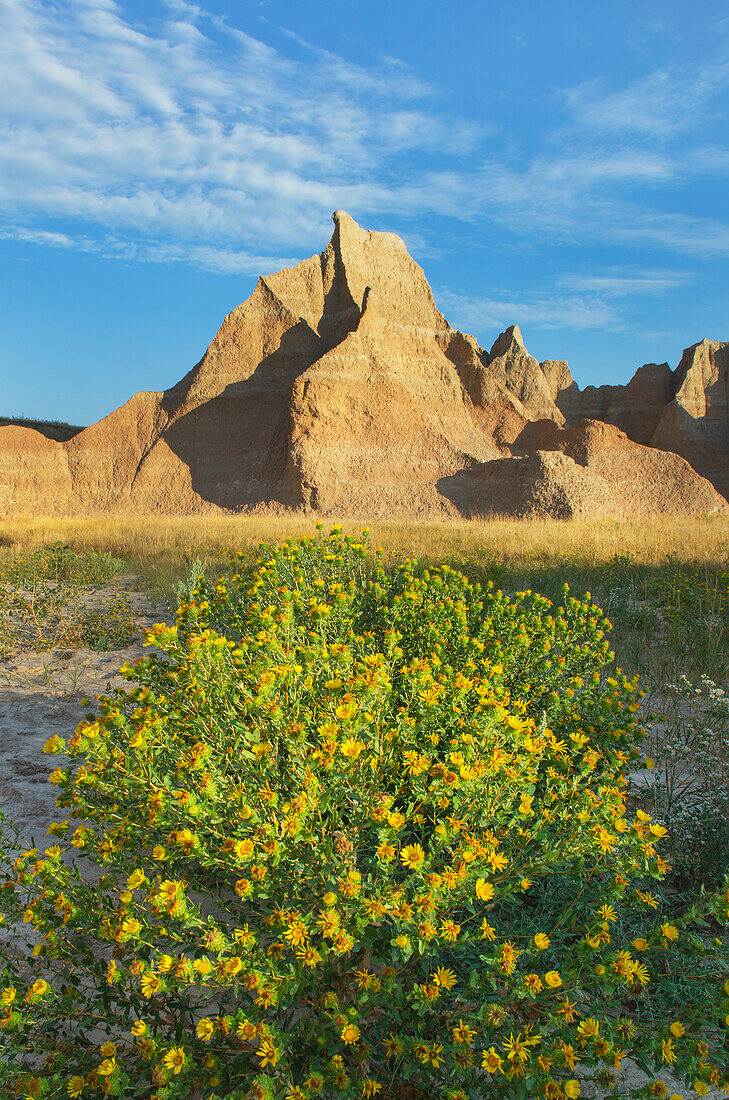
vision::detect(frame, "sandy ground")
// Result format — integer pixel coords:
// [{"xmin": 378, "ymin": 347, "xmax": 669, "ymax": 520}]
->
[
  {"xmin": 0, "ymin": 580, "xmax": 170, "ymax": 850},
  {"xmin": 0, "ymin": 581, "xmax": 723, "ymax": 1098}
]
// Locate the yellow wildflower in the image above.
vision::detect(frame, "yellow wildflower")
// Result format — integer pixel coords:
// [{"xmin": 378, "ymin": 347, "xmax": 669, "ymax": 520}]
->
[
  {"xmin": 341, "ymin": 1023, "xmax": 361, "ymax": 1044},
  {"xmin": 503, "ymin": 1032, "xmax": 532, "ymax": 1064},
  {"xmin": 488, "ymin": 850, "xmax": 508, "ymax": 872},
  {"xmin": 197, "ymin": 1018, "xmax": 214, "ymax": 1041},
  {"xmin": 340, "ymin": 738, "xmax": 365, "ymax": 759},
  {"xmin": 452, "ymin": 1020, "xmax": 476, "ymax": 1045},
  {"xmin": 140, "ymin": 971, "xmax": 161, "ymax": 998},
  {"xmin": 440, "ymin": 919, "xmax": 460, "ymax": 942},
  {"xmin": 400, "ymin": 844, "xmax": 425, "ymax": 870},
  {"xmin": 661, "ymin": 1039, "xmax": 676, "ymax": 1064},
  {"xmin": 475, "ymin": 878, "xmax": 494, "ymax": 901},
  {"xmin": 577, "ymin": 1018, "xmax": 600, "ymax": 1040},
  {"xmin": 383, "ymin": 1033, "xmax": 404, "ymax": 1057},
  {"xmin": 482, "ymin": 1047, "xmax": 503, "ymax": 1073},
  {"xmin": 480, "ymin": 918, "xmax": 497, "ymax": 940},
  {"xmin": 433, "ymin": 967, "xmax": 457, "ymax": 989},
  {"xmin": 162, "ymin": 1047, "xmax": 186, "ymax": 1075}
]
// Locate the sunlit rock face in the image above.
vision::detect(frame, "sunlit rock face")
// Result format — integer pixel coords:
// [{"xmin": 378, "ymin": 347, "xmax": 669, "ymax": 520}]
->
[{"xmin": 0, "ymin": 212, "xmax": 726, "ymax": 519}]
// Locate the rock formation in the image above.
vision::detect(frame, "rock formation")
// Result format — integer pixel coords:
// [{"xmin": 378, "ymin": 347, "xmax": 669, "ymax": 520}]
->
[
  {"xmin": 553, "ymin": 340, "xmax": 729, "ymax": 500},
  {"xmin": 0, "ymin": 211, "xmax": 726, "ymax": 519},
  {"xmin": 441, "ymin": 419, "xmax": 725, "ymax": 520}
]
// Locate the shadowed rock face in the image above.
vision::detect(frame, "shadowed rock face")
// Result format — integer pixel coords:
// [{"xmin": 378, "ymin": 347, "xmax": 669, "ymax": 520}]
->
[
  {"xmin": 0, "ymin": 211, "xmax": 726, "ymax": 519},
  {"xmin": 441, "ymin": 419, "xmax": 727, "ymax": 520}
]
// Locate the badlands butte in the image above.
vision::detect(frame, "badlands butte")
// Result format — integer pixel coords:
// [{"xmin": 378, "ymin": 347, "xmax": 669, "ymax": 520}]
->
[{"xmin": 2, "ymin": 210, "xmax": 728, "ymax": 520}]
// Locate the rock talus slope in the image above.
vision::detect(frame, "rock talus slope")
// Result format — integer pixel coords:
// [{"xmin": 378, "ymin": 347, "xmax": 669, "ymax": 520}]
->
[{"xmin": 0, "ymin": 211, "xmax": 726, "ymax": 519}]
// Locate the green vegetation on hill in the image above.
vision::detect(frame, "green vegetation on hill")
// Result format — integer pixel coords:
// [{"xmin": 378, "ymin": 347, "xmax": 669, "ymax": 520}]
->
[{"xmin": 0, "ymin": 416, "xmax": 85, "ymax": 441}]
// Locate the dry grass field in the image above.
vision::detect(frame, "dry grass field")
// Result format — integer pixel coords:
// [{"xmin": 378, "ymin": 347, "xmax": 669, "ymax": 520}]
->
[{"xmin": 2, "ymin": 512, "xmax": 729, "ymax": 573}]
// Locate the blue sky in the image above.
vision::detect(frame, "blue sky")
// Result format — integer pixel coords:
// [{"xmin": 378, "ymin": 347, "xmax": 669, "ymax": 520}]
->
[{"xmin": 3, "ymin": 0, "xmax": 729, "ymax": 425}]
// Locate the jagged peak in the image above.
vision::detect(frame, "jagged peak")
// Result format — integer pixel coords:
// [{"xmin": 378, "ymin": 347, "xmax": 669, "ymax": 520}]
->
[
  {"xmin": 256, "ymin": 274, "xmax": 308, "ymax": 321},
  {"xmin": 489, "ymin": 325, "xmax": 525, "ymax": 360},
  {"xmin": 629, "ymin": 361, "xmax": 673, "ymax": 382},
  {"xmin": 332, "ymin": 209, "xmax": 359, "ymax": 229}
]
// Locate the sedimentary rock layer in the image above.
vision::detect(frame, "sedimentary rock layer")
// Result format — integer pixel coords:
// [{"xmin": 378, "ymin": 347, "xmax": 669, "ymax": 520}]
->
[{"xmin": 0, "ymin": 212, "xmax": 726, "ymax": 519}]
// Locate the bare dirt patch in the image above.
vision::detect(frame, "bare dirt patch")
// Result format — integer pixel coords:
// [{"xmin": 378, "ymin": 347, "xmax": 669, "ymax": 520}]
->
[{"xmin": 0, "ymin": 579, "xmax": 170, "ymax": 850}]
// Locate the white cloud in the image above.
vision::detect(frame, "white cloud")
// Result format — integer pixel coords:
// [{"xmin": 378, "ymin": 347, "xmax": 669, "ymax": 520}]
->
[
  {"xmin": 434, "ymin": 288, "xmax": 620, "ymax": 335},
  {"xmin": 0, "ymin": 224, "xmax": 75, "ymax": 248},
  {"xmin": 562, "ymin": 53, "xmax": 729, "ymax": 138},
  {"xmin": 2, "ymin": 0, "xmax": 729, "ymax": 280},
  {"xmin": 558, "ymin": 269, "xmax": 692, "ymax": 296},
  {"xmin": 0, "ymin": 220, "xmax": 299, "ymax": 274},
  {"xmin": 0, "ymin": 0, "xmax": 479, "ymax": 257}
]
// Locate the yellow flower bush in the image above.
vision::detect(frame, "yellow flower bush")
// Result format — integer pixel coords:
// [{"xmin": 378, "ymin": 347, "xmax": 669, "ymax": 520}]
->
[{"xmin": 1, "ymin": 528, "xmax": 728, "ymax": 1099}]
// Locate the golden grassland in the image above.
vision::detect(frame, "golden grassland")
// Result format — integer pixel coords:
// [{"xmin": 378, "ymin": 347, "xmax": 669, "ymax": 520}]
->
[{"xmin": 2, "ymin": 512, "xmax": 729, "ymax": 573}]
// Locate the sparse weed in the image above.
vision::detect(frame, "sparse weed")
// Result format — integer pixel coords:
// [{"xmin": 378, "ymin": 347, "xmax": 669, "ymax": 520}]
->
[
  {"xmin": 72, "ymin": 593, "xmax": 138, "ymax": 652},
  {"xmin": 636, "ymin": 675, "xmax": 729, "ymax": 892},
  {"xmin": 0, "ymin": 543, "xmax": 133, "ymax": 653}
]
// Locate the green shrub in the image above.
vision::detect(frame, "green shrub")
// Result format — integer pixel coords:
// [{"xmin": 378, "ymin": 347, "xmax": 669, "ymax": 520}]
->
[
  {"xmin": 0, "ymin": 543, "xmax": 129, "ymax": 653},
  {"xmin": 75, "ymin": 593, "xmax": 139, "ymax": 652},
  {"xmin": 167, "ymin": 557, "xmax": 209, "ymax": 615},
  {"xmin": 0, "ymin": 543, "xmax": 124, "ymax": 588},
  {"xmin": 1, "ymin": 529, "xmax": 728, "ymax": 1100}
]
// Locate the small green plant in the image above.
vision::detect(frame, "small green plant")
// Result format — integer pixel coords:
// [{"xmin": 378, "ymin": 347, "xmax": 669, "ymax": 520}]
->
[
  {"xmin": 75, "ymin": 593, "xmax": 139, "ymax": 652},
  {"xmin": 168, "ymin": 556, "xmax": 208, "ymax": 614},
  {"xmin": 0, "ymin": 609, "xmax": 13, "ymax": 658},
  {"xmin": 637, "ymin": 674, "xmax": 729, "ymax": 892},
  {"xmin": 0, "ymin": 530, "xmax": 727, "ymax": 1100},
  {"xmin": 0, "ymin": 544, "xmax": 129, "ymax": 653}
]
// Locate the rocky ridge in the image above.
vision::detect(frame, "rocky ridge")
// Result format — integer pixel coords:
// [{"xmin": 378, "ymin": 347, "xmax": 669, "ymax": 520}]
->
[{"xmin": 0, "ymin": 211, "xmax": 726, "ymax": 519}]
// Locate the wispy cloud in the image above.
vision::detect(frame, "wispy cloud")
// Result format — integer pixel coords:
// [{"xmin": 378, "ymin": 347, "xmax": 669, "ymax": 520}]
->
[
  {"xmin": 2, "ymin": 0, "xmax": 729, "ymax": 287},
  {"xmin": 434, "ymin": 288, "xmax": 620, "ymax": 335},
  {"xmin": 0, "ymin": 0, "xmax": 481, "ymax": 261},
  {"xmin": 562, "ymin": 56, "xmax": 729, "ymax": 138},
  {"xmin": 0, "ymin": 221, "xmax": 298, "ymax": 274},
  {"xmin": 558, "ymin": 269, "xmax": 693, "ymax": 296},
  {"xmin": 435, "ymin": 263, "xmax": 695, "ymax": 343}
]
